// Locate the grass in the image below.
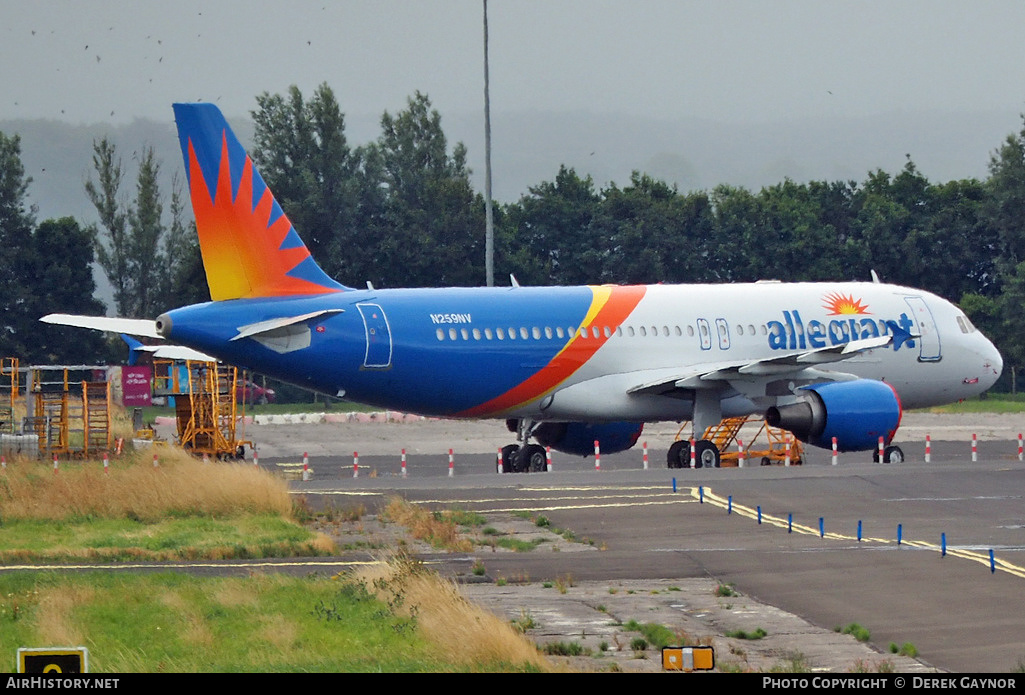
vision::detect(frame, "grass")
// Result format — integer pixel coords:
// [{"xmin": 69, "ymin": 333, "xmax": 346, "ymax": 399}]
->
[
  {"xmin": 917, "ymin": 393, "xmax": 1025, "ymax": 414},
  {"xmin": 380, "ymin": 498, "xmax": 474, "ymax": 552},
  {"xmin": 837, "ymin": 622, "xmax": 872, "ymax": 642},
  {"xmin": 0, "ymin": 557, "xmax": 554, "ymax": 673},
  {"xmin": 725, "ymin": 627, "xmax": 768, "ymax": 640},
  {"xmin": 0, "ymin": 447, "xmax": 332, "ymax": 562},
  {"xmin": 623, "ymin": 620, "xmax": 678, "ymax": 650}
]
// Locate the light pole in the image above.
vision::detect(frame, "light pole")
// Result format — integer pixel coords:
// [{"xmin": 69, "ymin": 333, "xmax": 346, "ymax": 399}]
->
[{"xmin": 483, "ymin": 0, "xmax": 494, "ymax": 287}]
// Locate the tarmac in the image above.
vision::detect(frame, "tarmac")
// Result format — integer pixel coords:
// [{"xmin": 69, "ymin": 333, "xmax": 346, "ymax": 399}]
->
[{"xmin": 212, "ymin": 409, "xmax": 1025, "ymax": 673}]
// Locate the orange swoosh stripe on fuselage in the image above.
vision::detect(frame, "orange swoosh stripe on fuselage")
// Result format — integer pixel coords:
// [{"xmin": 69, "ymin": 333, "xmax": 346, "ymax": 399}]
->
[{"xmin": 455, "ymin": 285, "xmax": 647, "ymax": 417}]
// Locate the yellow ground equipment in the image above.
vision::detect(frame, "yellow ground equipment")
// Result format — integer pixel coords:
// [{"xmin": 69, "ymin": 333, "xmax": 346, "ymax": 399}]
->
[
  {"xmin": 674, "ymin": 415, "xmax": 803, "ymax": 467},
  {"xmin": 152, "ymin": 359, "xmax": 251, "ymax": 459},
  {"xmin": 26, "ymin": 365, "xmax": 111, "ymax": 459}
]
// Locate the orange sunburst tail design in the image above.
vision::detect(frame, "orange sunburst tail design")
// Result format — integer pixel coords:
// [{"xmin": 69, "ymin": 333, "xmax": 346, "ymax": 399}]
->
[{"xmin": 173, "ymin": 103, "xmax": 346, "ymax": 301}]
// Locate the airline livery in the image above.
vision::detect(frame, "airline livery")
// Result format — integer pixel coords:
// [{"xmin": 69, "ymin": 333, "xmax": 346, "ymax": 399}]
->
[{"xmin": 45, "ymin": 104, "xmax": 1003, "ymax": 471}]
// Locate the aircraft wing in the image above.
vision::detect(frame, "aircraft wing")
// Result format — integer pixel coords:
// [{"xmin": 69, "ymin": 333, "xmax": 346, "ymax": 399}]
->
[
  {"xmin": 41, "ymin": 313, "xmax": 162, "ymax": 340},
  {"xmin": 627, "ymin": 334, "xmax": 891, "ymax": 396}
]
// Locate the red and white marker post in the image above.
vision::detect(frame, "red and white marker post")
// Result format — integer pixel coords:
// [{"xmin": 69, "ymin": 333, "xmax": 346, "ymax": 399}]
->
[
  {"xmin": 925, "ymin": 435, "xmax": 932, "ymax": 463},
  {"xmin": 642, "ymin": 441, "xmax": 648, "ymax": 470},
  {"xmin": 972, "ymin": 433, "xmax": 978, "ymax": 463},
  {"xmin": 831, "ymin": 436, "xmax": 838, "ymax": 466},
  {"xmin": 877, "ymin": 436, "xmax": 885, "ymax": 463},
  {"xmin": 353, "ymin": 451, "xmax": 359, "ymax": 478},
  {"xmin": 546, "ymin": 446, "xmax": 552, "ymax": 472},
  {"xmin": 448, "ymin": 448, "xmax": 454, "ymax": 477},
  {"xmin": 401, "ymin": 448, "xmax": 408, "ymax": 478},
  {"xmin": 785, "ymin": 437, "xmax": 792, "ymax": 467},
  {"xmin": 689, "ymin": 438, "xmax": 696, "ymax": 469},
  {"xmin": 302, "ymin": 452, "xmax": 311, "ymax": 481},
  {"xmin": 737, "ymin": 438, "xmax": 746, "ymax": 468},
  {"xmin": 594, "ymin": 440, "xmax": 601, "ymax": 471}
]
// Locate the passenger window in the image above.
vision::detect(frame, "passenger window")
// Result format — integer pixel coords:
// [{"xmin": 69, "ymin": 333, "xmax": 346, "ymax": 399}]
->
[{"xmin": 436, "ymin": 329, "xmax": 445, "ymax": 341}]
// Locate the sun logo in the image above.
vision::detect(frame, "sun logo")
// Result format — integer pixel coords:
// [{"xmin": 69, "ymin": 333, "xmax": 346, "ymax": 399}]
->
[{"xmin": 823, "ymin": 292, "xmax": 870, "ymax": 315}]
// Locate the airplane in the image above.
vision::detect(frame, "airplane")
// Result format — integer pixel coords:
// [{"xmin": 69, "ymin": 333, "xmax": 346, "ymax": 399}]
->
[{"xmin": 44, "ymin": 103, "xmax": 1003, "ymax": 471}]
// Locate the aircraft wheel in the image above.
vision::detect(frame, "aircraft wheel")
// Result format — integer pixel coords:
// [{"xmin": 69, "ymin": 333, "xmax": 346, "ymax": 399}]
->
[
  {"xmin": 884, "ymin": 445, "xmax": 904, "ymax": 464},
  {"xmin": 667, "ymin": 440, "xmax": 689, "ymax": 468},
  {"xmin": 694, "ymin": 439, "xmax": 721, "ymax": 468},
  {"xmin": 499, "ymin": 444, "xmax": 519, "ymax": 473},
  {"xmin": 523, "ymin": 444, "xmax": 548, "ymax": 472}
]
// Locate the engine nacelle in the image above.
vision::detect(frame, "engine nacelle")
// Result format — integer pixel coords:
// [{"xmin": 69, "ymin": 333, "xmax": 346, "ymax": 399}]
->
[
  {"xmin": 765, "ymin": 380, "xmax": 902, "ymax": 452},
  {"xmin": 534, "ymin": 421, "xmax": 644, "ymax": 457}
]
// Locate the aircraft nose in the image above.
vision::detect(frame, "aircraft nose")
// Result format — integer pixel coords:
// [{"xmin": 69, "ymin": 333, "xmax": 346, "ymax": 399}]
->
[{"xmin": 987, "ymin": 340, "xmax": 1004, "ymax": 385}]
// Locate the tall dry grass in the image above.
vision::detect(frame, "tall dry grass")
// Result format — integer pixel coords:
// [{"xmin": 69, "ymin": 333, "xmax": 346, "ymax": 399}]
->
[
  {"xmin": 350, "ymin": 555, "xmax": 557, "ymax": 672},
  {"xmin": 0, "ymin": 446, "xmax": 291, "ymax": 521},
  {"xmin": 381, "ymin": 497, "xmax": 474, "ymax": 552}
]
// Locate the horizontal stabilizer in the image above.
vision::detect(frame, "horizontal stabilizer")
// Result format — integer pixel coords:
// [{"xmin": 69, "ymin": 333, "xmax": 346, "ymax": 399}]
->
[
  {"xmin": 41, "ymin": 313, "xmax": 162, "ymax": 339},
  {"xmin": 129, "ymin": 343, "xmax": 218, "ymax": 362},
  {"xmin": 231, "ymin": 309, "xmax": 343, "ymax": 342}
]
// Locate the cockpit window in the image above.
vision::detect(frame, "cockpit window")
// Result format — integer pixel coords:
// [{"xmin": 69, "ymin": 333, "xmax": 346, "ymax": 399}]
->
[{"xmin": 956, "ymin": 315, "xmax": 977, "ymax": 334}]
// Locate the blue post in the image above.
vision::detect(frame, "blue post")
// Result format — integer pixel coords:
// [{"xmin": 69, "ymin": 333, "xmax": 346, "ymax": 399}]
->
[
  {"xmin": 672, "ymin": 477, "xmax": 676, "ymax": 493},
  {"xmin": 788, "ymin": 513, "xmax": 793, "ymax": 534},
  {"xmin": 728, "ymin": 495, "xmax": 732, "ymax": 514},
  {"xmin": 897, "ymin": 524, "xmax": 903, "ymax": 546},
  {"xmin": 990, "ymin": 549, "xmax": 996, "ymax": 574},
  {"xmin": 699, "ymin": 486, "xmax": 704, "ymax": 503},
  {"xmin": 757, "ymin": 505, "xmax": 762, "ymax": 524},
  {"xmin": 858, "ymin": 520, "xmax": 862, "ymax": 543},
  {"xmin": 941, "ymin": 532, "xmax": 946, "ymax": 557},
  {"xmin": 819, "ymin": 517, "xmax": 824, "ymax": 538}
]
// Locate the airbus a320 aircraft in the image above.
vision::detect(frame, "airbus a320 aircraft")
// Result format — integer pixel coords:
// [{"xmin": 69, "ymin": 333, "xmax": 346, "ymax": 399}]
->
[{"xmin": 45, "ymin": 103, "xmax": 1003, "ymax": 471}]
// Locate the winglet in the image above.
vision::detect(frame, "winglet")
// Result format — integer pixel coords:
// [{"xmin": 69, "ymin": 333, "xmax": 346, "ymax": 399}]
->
[{"xmin": 172, "ymin": 103, "xmax": 347, "ymax": 301}]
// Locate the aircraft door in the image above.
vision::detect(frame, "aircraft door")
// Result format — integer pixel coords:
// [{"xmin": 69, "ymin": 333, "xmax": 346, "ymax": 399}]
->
[
  {"xmin": 904, "ymin": 297, "xmax": 941, "ymax": 362},
  {"xmin": 696, "ymin": 319, "xmax": 712, "ymax": 350},
  {"xmin": 356, "ymin": 303, "xmax": 393, "ymax": 369},
  {"xmin": 715, "ymin": 318, "xmax": 731, "ymax": 350}
]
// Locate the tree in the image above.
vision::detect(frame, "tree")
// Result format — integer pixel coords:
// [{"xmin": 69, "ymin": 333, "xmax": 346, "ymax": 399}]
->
[
  {"xmin": 26, "ymin": 217, "xmax": 111, "ymax": 364},
  {"xmin": 984, "ymin": 115, "xmax": 1025, "ymax": 285},
  {"xmin": 86, "ymin": 140, "xmax": 189, "ymax": 318},
  {"xmin": 251, "ymin": 83, "xmax": 370, "ymax": 282},
  {"xmin": 507, "ymin": 165, "xmax": 601, "ymax": 285},
  {"xmin": 371, "ymin": 91, "xmax": 484, "ymax": 287},
  {"xmin": 0, "ymin": 130, "xmax": 39, "ymax": 358},
  {"xmin": 0, "ymin": 131, "xmax": 111, "ymax": 363}
]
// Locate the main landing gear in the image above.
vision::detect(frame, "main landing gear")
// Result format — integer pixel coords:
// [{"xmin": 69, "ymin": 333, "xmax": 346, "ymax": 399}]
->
[
  {"xmin": 497, "ymin": 420, "xmax": 549, "ymax": 473},
  {"xmin": 666, "ymin": 439, "xmax": 721, "ymax": 469},
  {"xmin": 873, "ymin": 445, "xmax": 904, "ymax": 464}
]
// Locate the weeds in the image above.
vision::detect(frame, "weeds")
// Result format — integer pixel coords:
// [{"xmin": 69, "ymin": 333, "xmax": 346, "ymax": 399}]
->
[
  {"xmin": 837, "ymin": 622, "xmax": 871, "ymax": 642},
  {"xmin": 725, "ymin": 627, "xmax": 767, "ymax": 640}
]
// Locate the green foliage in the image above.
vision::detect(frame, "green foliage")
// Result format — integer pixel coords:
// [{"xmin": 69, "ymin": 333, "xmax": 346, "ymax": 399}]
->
[
  {"xmin": 0, "ymin": 129, "xmax": 109, "ymax": 363},
  {"xmin": 889, "ymin": 641, "xmax": 918, "ymax": 658},
  {"xmin": 726, "ymin": 627, "xmax": 767, "ymax": 640},
  {"xmin": 838, "ymin": 622, "xmax": 872, "ymax": 642},
  {"xmin": 542, "ymin": 641, "xmax": 590, "ymax": 656},
  {"xmin": 0, "ymin": 572, "xmax": 464, "ymax": 672}
]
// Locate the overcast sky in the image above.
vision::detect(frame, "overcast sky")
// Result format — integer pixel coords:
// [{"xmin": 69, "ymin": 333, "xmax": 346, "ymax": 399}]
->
[{"xmin": 4, "ymin": 0, "xmax": 1025, "ymax": 128}]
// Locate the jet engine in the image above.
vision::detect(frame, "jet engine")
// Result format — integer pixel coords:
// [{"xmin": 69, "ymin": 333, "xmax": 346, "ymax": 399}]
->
[
  {"xmin": 533, "ymin": 421, "xmax": 644, "ymax": 457},
  {"xmin": 765, "ymin": 380, "xmax": 902, "ymax": 452}
]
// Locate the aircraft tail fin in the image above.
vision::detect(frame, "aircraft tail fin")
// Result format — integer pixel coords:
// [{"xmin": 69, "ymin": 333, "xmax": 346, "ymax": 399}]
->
[{"xmin": 172, "ymin": 103, "xmax": 346, "ymax": 301}]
